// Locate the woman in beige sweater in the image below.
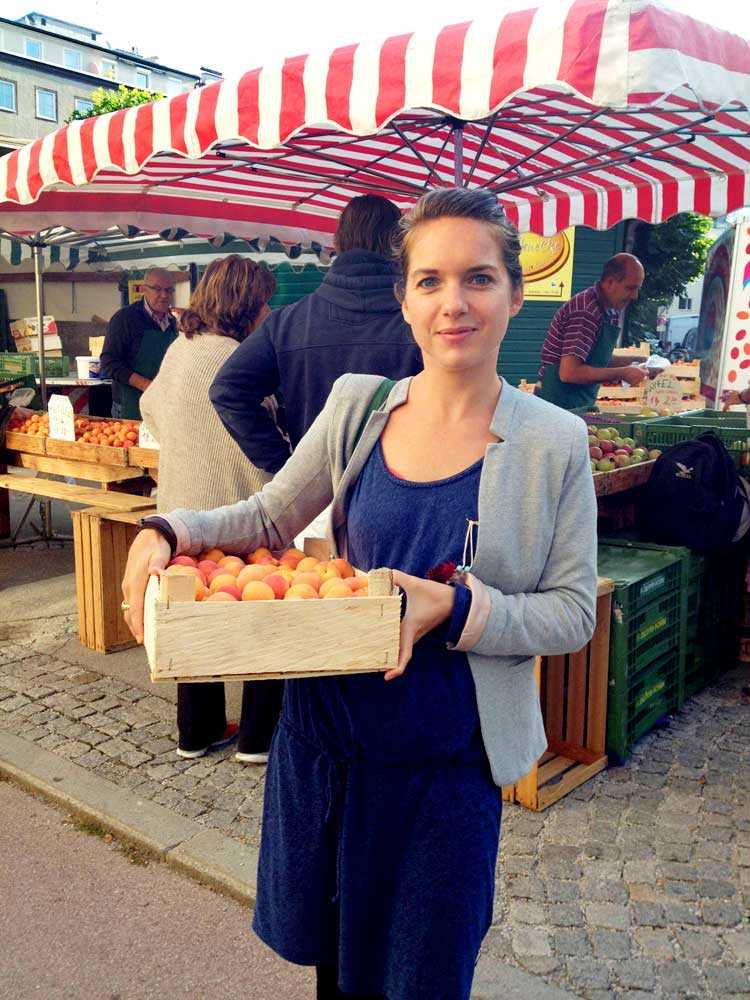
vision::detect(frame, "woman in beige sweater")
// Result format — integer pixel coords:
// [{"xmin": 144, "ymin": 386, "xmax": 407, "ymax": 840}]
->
[{"xmin": 140, "ymin": 255, "xmax": 283, "ymax": 763}]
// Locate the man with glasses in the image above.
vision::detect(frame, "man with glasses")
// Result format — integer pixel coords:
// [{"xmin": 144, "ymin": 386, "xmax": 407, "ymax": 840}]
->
[{"xmin": 101, "ymin": 268, "xmax": 178, "ymax": 419}]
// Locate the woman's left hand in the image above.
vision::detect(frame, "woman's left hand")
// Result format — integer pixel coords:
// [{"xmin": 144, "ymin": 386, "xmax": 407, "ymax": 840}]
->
[{"xmin": 387, "ymin": 570, "xmax": 456, "ymax": 681}]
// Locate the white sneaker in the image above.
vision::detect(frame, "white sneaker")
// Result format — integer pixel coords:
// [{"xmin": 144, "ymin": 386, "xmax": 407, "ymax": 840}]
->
[{"xmin": 235, "ymin": 751, "xmax": 269, "ymax": 764}]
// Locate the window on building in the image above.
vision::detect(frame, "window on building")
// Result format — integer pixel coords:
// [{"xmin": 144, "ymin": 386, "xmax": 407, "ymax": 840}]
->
[
  {"xmin": 0, "ymin": 79, "xmax": 16, "ymax": 112},
  {"xmin": 678, "ymin": 296, "xmax": 693, "ymax": 311},
  {"xmin": 101, "ymin": 59, "xmax": 116, "ymax": 80},
  {"xmin": 64, "ymin": 49, "xmax": 82, "ymax": 71},
  {"xmin": 36, "ymin": 87, "xmax": 57, "ymax": 121},
  {"xmin": 135, "ymin": 70, "xmax": 150, "ymax": 89},
  {"xmin": 74, "ymin": 97, "xmax": 94, "ymax": 115},
  {"xmin": 25, "ymin": 37, "xmax": 43, "ymax": 59}
]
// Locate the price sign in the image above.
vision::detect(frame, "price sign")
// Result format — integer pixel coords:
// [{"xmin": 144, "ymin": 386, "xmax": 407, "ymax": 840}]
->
[
  {"xmin": 138, "ymin": 422, "xmax": 160, "ymax": 449},
  {"xmin": 644, "ymin": 374, "xmax": 682, "ymax": 413},
  {"xmin": 47, "ymin": 394, "xmax": 75, "ymax": 441}
]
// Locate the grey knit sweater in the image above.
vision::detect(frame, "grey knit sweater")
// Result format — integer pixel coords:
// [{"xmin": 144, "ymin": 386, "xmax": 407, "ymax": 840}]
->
[{"xmin": 140, "ymin": 333, "xmax": 271, "ymax": 514}]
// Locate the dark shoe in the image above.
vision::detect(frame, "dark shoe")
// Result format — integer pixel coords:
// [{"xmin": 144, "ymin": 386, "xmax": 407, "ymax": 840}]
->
[{"xmin": 176, "ymin": 722, "xmax": 239, "ymax": 759}]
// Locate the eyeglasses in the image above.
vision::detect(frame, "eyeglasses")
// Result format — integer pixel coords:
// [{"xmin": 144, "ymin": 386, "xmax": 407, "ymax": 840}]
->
[{"xmin": 143, "ymin": 284, "xmax": 175, "ymax": 295}]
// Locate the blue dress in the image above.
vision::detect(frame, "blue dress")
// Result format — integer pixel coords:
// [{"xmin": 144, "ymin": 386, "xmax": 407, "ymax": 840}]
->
[{"xmin": 253, "ymin": 442, "xmax": 502, "ymax": 1000}]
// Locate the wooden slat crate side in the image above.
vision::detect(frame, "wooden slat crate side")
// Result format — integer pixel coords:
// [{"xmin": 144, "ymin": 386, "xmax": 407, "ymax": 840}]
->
[
  {"xmin": 566, "ymin": 647, "xmax": 588, "ymax": 747},
  {"xmin": 586, "ymin": 589, "xmax": 612, "ymax": 754},
  {"xmin": 151, "ymin": 597, "xmax": 400, "ymax": 681},
  {"xmin": 4, "ymin": 430, "xmax": 47, "ymax": 455},
  {"xmin": 80, "ymin": 512, "xmax": 97, "ymax": 650},
  {"xmin": 536, "ymin": 757, "xmax": 608, "ymax": 811},
  {"xmin": 45, "ymin": 437, "xmax": 130, "ymax": 468},
  {"xmin": 127, "ymin": 446, "xmax": 160, "ymax": 470},
  {"xmin": 511, "ymin": 584, "xmax": 612, "ymax": 811},
  {"xmin": 71, "ymin": 510, "xmax": 91, "ymax": 649},
  {"xmin": 544, "ymin": 655, "xmax": 566, "ymax": 744},
  {"xmin": 112, "ymin": 521, "xmax": 138, "ymax": 650},
  {"xmin": 5, "ymin": 450, "xmax": 146, "ymax": 484}
]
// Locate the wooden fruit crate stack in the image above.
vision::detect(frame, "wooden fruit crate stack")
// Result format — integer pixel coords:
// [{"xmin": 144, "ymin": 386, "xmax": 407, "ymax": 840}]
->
[
  {"xmin": 666, "ymin": 360, "xmax": 704, "ymax": 411},
  {"xmin": 596, "ymin": 382, "xmax": 645, "ymax": 413}
]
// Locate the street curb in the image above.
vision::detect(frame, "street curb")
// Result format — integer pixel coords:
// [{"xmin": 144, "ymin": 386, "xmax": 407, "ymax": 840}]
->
[
  {"xmin": 0, "ymin": 732, "xmax": 258, "ymax": 906},
  {"xmin": 0, "ymin": 732, "xmax": 581, "ymax": 1000}
]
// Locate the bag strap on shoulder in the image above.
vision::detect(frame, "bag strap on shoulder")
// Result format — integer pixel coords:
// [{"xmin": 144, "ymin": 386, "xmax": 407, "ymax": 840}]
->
[{"xmin": 352, "ymin": 377, "xmax": 397, "ymax": 453}]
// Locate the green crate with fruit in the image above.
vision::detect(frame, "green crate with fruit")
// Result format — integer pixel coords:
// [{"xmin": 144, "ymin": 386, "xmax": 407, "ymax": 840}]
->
[
  {"xmin": 586, "ymin": 421, "xmax": 662, "ymax": 474},
  {"xmin": 642, "ymin": 411, "xmax": 750, "ymax": 467},
  {"xmin": 576, "ymin": 410, "xmax": 667, "ymax": 443}
]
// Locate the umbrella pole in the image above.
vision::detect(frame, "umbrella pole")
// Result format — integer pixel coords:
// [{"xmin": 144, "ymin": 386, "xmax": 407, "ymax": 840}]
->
[
  {"xmin": 453, "ymin": 122, "xmax": 464, "ymax": 187},
  {"xmin": 32, "ymin": 244, "xmax": 47, "ymax": 409}
]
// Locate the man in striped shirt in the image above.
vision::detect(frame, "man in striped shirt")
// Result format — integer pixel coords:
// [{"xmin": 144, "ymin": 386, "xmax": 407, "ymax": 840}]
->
[{"xmin": 538, "ymin": 253, "xmax": 646, "ymax": 411}]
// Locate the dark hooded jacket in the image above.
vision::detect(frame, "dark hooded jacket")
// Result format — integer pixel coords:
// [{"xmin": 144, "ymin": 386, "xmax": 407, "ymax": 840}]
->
[{"xmin": 210, "ymin": 249, "xmax": 422, "ymax": 473}]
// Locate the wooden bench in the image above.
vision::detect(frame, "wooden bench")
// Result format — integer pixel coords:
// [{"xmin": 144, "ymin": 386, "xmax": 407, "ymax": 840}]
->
[
  {"xmin": 0, "ymin": 472, "xmax": 155, "ymax": 512},
  {"xmin": 72, "ymin": 507, "xmax": 154, "ymax": 653}
]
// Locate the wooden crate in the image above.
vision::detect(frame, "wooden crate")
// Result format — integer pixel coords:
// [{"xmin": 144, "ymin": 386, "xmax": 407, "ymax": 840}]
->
[
  {"xmin": 5, "ymin": 450, "xmax": 150, "ymax": 485},
  {"xmin": 145, "ymin": 568, "xmax": 401, "ymax": 684},
  {"xmin": 127, "ymin": 445, "xmax": 159, "ymax": 470},
  {"xmin": 597, "ymin": 384, "xmax": 645, "ymax": 403},
  {"xmin": 72, "ymin": 506, "xmax": 155, "ymax": 653},
  {"xmin": 503, "ymin": 578, "xmax": 613, "ymax": 810},
  {"xmin": 4, "ymin": 429, "xmax": 46, "ymax": 455},
  {"xmin": 46, "ymin": 436, "xmax": 130, "ymax": 468}
]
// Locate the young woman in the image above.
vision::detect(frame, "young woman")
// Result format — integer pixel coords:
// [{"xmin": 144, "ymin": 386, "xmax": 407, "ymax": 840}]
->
[
  {"xmin": 122, "ymin": 189, "xmax": 597, "ymax": 1000},
  {"xmin": 140, "ymin": 255, "xmax": 283, "ymax": 764}
]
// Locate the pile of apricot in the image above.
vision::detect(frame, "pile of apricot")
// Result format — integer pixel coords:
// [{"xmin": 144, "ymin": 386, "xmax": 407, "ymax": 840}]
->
[{"xmin": 164, "ymin": 546, "xmax": 369, "ymax": 602}]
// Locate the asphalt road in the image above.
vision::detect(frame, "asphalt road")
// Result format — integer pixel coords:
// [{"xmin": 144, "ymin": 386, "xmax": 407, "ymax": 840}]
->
[{"xmin": 0, "ymin": 778, "xmax": 314, "ymax": 1000}]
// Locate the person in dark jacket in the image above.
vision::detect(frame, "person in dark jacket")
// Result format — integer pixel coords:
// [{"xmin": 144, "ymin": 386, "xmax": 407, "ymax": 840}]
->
[
  {"xmin": 101, "ymin": 268, "xmax": 178, "ymax": 419},
  {"xmin": 209, "ymin": 195, "xmax": 422, "ymax": 473}
]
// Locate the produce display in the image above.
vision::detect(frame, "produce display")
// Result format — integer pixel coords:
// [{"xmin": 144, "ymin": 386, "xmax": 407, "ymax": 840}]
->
[
  {"xmin": 587, "ymin": 424, "xmax": 661, "ymax": 474},
  {"xmin": 165, "ymin": 546, "xmax": 370, "ymax": 602},
  {"xmin": 6, "ymin": 410, "xmax": 49, "ymax": 437},
  {"xmin": 6, "ymin": 410, "xmax": 140, "ymax": 447}
]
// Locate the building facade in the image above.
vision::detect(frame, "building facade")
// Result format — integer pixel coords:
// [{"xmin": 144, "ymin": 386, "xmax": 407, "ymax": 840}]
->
[{"xmin": 0, "ymin": 11, "xmax": 209, "ymax": 156}]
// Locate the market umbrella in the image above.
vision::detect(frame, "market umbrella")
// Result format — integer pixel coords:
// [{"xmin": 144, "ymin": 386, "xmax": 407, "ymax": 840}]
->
[{"xmin": 0, "ymin": 0, "xmax": 748, "ymax": 397}]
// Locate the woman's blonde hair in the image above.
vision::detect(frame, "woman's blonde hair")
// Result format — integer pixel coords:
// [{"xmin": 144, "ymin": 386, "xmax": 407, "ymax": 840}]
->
[
  {"xmin": 180, "ymin": 255, "xmax": 276, "ymax": 341},
  {"xmin": 393, "ymin": 187, "xmax": 523, "ymax": 296}
]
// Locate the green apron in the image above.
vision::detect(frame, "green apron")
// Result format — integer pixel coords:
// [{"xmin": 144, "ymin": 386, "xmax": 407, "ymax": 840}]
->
[
  {"xmin": 119, "ymin": 323, "xmax": 177, "ymax": 420},
  {"xmin": 539, "ymin": 318, "xmax": 620, "ymax": 411}
]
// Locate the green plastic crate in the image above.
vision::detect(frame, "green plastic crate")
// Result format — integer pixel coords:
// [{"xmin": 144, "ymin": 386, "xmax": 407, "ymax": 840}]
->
[
  {"xmin": 600, "ymin": 539, "xmax": 705, "ymax": 707},
  {"xmin": 575, "ymin": 410, "xmax": 665, "ymax": 443},
  {"xmin": 597, "ymin": 544, "xmax": 683, "ymax": 616},
  {"xmin": 0, "ymin": 353, "xmax": 70, "ymax": 377},
  {"xmin": 607, "ymin": 648, "xmax": 681, "ymax": 763},
  {"xmin": 642, "ymin": 411, "xmax": 750, "ymax": 467}
]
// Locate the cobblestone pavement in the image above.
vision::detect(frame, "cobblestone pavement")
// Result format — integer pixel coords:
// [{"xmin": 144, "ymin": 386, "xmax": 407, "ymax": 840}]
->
[{"xmin": 1, "ymin": 616, "xmax": 749, "ymax": 1000}]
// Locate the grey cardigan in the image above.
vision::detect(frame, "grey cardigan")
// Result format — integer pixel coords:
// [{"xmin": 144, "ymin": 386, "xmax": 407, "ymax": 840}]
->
[{"xmin": 165, "ymin": 374, "xmax": 598, "ymax": 786}]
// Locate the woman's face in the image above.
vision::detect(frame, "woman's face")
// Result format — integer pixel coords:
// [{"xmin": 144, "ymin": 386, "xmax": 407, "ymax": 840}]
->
[{"xmin": 400, "ymin": 217, "xmax": 523, "ymax": 376}]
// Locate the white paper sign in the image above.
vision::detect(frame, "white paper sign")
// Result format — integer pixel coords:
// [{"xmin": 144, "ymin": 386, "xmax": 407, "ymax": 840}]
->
[
  {"xmin": 644, "ymin": 374, "xmax": 683, "ymax": 413},
  {"xmin": 138, "ymin": 422, "xmax": 160, "ymax": 449},
  {"xmin": 47, "ymin": 394, "xmax": 75, "ymax": 441}
]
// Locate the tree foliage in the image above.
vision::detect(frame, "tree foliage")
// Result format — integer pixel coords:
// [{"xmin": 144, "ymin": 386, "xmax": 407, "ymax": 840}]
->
[
  {"xmin": 627, "ymin": 213, "xmax": 714, "ymax": 340},
  {"xmin": 65, "ymin": 84, "xmax": 165, "ymax": 123}
]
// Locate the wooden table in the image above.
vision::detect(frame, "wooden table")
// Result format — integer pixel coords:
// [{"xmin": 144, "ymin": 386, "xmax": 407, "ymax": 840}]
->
[{"xmin": 1, "ymin": 434, "xmax": 158, "ymax": 538}]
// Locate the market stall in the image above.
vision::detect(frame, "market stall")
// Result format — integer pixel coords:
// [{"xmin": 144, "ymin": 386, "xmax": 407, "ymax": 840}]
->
[{"xmin": 1, "ymin": 0, "xmax": 748, "ymax": 806}]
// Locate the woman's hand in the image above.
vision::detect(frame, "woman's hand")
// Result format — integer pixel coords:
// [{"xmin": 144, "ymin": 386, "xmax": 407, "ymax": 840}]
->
[
  {"xmin": 722, "ymin": 389, "xmax": 744, "ymax": 410},
  {"xmin": 121, "ymin": 529, "xmax": 171, "ymax": 643},
  {"xmin": 387, "ymin": 570, "xmax": 455, "ymax": 681}
]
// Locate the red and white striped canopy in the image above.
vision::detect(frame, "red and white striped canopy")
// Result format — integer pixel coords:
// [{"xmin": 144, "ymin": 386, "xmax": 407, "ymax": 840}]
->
[{"xmin": 0, "ymin": 0, "xmax": 749, "ymax": 250}]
